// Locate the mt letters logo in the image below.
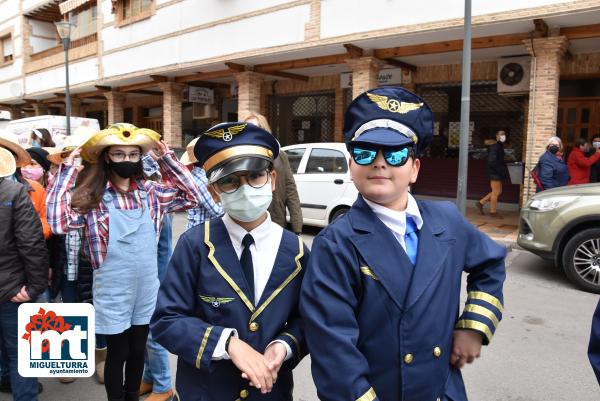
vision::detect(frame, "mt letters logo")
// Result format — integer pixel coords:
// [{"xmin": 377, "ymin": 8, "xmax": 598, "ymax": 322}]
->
[{"xmin": 18, "ymin": 303, "xmax": 95, "ymax": 377}]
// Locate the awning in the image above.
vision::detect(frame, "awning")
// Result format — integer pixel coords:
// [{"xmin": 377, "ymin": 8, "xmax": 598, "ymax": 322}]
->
[{"xmin": 59, "ymin": 0, "xmax": 89, "ymax": 14}]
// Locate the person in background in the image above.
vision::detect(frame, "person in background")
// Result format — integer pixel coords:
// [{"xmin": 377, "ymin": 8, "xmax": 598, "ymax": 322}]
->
[
  {"xmin": 537, "ymin": 136, "xmax": 569, "ymax": 191},
  {"xmin": 138, "ymin": 152, "xmax": 174, "ymax": 401},
  {"xmin": 243, "ymin": 113, "xmax": 303, "ymax": 235},
  {"xmin": 0, "ymin": 144, "xmax": 48, "ymax": 401},
  {"xmin": 47, "ymin": 123, "xmax": 200, "ymax": 401},
  {"xmin": 183, "ymin": 137, "xmax": 224, "ymax": 229},
  {"xmin": 589, "ymin": 134, "xmax": 600, "ymax": 183},
  {"xmin": 30, "ymin": 128, "xmax": 55, "ymax": 148},
  {"xmin": 567, "ymin": 137, "xmax": 600, "ymax": 185},
  {"xmin": 477, "ymin": 130, "xmax": 508, "ymax": 218}
]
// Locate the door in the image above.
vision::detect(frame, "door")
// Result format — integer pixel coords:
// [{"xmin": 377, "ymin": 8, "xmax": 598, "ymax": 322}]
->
[
  {"xmin": 557, "ymin": 99, "xmax": 600, "ymax": 150},
  {"xmin": 293, "ymin": 147, "xmax": 349, "ymax": 223}
]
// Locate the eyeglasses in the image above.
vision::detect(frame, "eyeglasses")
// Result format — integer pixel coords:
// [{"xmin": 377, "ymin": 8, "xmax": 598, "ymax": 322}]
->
[
  {"xmin": 351, "ymin": 146, "xmax": 412, "ymax": 167},
  {"xmin": 108, "ymin": 151, "xmax": 142, "ymax": 162},
  {"xmin": 214, "ymin": 169, "xmax": 271, "ymax": 194}
]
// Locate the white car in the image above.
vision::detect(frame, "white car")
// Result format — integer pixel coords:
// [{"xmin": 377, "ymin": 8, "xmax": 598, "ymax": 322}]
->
[{"xmin": 282, "ymin": 142, "xmax": 359, "ymax": 227}]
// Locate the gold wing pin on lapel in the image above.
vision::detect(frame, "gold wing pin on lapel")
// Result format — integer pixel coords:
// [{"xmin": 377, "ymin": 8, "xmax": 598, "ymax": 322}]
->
[
  {"xmin": 367, "ymin": 93, "xmax": 423, "ymax": 114},
  {"xmin": 199, "ymin": 295, "xmax": 235, "ymax": 308}
]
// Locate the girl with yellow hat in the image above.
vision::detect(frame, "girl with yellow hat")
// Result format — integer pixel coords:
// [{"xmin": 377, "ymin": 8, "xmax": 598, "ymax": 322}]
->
[{"xmin": 46, "ymin": 123, "xmax": 202, "ymax": 401}]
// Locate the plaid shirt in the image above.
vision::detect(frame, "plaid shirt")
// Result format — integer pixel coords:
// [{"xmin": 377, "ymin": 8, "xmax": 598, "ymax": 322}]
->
[
  {"xmin": 186, "ymin": 166, "xmax": 223, "ymax": 229},
  {"xmin": 47, "ymin": 152, "xmax": 200, "ymax": 269},
  {"xmin": 65, "ymin": 228, "xmax": 82, "ymax": 281}
]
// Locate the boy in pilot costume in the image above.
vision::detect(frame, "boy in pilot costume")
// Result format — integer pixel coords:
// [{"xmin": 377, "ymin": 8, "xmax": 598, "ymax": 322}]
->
[
  {"xmin": 300, "ymin": 87, "xmax": 506, "ymax": 401},
  {"xmin": 151, "ymin": 122, "xmax": 308, "ymax": 401}
]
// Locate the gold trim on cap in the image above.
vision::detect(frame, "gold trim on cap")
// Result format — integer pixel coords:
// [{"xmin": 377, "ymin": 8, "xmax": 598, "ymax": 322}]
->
[{"xmin": 203, "ymin": 145, "xmax": 274, "ymax": 173}]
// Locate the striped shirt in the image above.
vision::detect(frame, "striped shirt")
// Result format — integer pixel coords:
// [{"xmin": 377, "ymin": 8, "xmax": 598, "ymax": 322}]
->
[
  {"xmin": 47, "ymin": 152, "xmax": 200, "ymax": 269},
  {"xmin": 186, "ymin": 166, "xmax": 223, "ymax": 229}
]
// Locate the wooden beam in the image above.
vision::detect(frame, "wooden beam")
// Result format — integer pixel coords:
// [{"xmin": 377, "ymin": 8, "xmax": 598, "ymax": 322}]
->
[
  {"xmin": 373, "ymin": 32, "xmax": 531, "ymax": 59},
  {"xmin": 254, "ymin": 53, "xmax": 349, "ymax": 73},
  {"xmin": 41, "ymin": 97, "xmax": 64, "ymax": 104},
  {"xmin": 150, "ymin": 75, "xmax": 169, "ymax": 82},
  {"xmin": 560, "ymin": 23, "xmax": 600, "ymax": 40},
  {"xmin": 533, "ymin": 19, "xmax": 549, "ymax": 38},
  {"xmin": 53, "ymin": 92, "xmax": 65, "ymax": 97},
  {"xmin": 264, "ymin": 70, "xmax": 309, "ymax": 81},
  {"xmin": 225, "ymin": 62, "xmax": 247, "ymax": 72},
  {"xmin": 128, "ymin": 89, "xmax": 163, "ymax": 96},
  {"xmin": 95, "ymin": 85, "xmax": 112, "ymax": 92},
  {"xmin": 174, "ymin": 69, "xmax": 234, "ymax": 83},
  {"xmin": 383, "ymin": 58, "xmax": 417, "ymax": 72},
  {"xmin": 344, "ymin": 43, "xmax": 364, "ymax": 58},
  {"xmin": 117, "ymin": 81, "xmax": 159, "ymax": 92}
]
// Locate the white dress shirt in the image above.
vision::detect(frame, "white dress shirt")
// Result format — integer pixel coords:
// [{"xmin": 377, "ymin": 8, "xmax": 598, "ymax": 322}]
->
[
  {"xmin": 363, "ymin": 193, "xmax": 423, "ymax": 251},
  {"xmin": 212, "ymin": 212, "xmax": 291, "ymax": 360}
]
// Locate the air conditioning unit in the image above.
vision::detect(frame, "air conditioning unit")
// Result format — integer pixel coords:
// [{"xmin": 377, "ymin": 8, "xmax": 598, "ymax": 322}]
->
[
  {"xmin": 497, "ymin": 57, "xmax": 531, "ymax": 95},
  {"xmin": 192, "ymin": 103, "xmax": 218, "ymax": 119}
]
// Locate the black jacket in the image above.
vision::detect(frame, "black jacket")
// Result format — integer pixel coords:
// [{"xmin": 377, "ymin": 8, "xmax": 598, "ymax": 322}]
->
[
  {"xmin": 0, "ymin": 178, "xmax": 48, "ymax": 302},
  {"xmin": 487, "ymin": 142, "xmax": 507, "ymax": 180}
]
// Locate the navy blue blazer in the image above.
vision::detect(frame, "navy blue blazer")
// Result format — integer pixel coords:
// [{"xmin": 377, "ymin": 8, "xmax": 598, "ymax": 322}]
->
[
  {"xmin": 300, "ymin": 196, "xmax": 506, "ymax": 401},
  {"xmin": 538, "ymin": 151, "xmax": 569, "ymax": 191},
  {"xmin": 151, "ymin": 218, "xmax": 309, "ymax": 401},
  {"xmin": 588, "ymin": 299, "xmax": 600, "ymax": 385}
]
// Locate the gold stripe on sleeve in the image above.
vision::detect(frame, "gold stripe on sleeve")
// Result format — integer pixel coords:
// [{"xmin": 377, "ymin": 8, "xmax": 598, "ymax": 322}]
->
[
  {"xmin": 195, "ymin": 326, "xmax": 213, "ymax": 369},
  {"xmin": 467, "ymin": 291, "xmax": 504, "ymax": 313},
  {"xmin": 455, "ymin": 319, "xmax": 493, "ymax": 343},
  {"xmin": 463, "ymin": 304, "xmax": 500, "ymax": 328},
  {"xmin": 356, "ymin": 387, "xmax": 377, "ymax": 401}
]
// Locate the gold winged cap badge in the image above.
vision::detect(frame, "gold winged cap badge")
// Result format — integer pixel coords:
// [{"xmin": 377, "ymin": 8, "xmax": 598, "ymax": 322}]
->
[
  {"xmin": 367, "ymin": 93, "xmax": 423, "ymax": 114},
  {"xmin": 205, "ymin": 123, "xmax": 247, "ymax": 141}
]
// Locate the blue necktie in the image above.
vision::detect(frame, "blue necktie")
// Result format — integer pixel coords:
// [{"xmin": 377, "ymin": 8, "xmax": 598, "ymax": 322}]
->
[
  {"xmin": 404, "ymin": 217, "xmax": 419, "ymax": 266},
  {"xmin": 241, "ymin": 234, "xmax": 255, "ymax": 302}
]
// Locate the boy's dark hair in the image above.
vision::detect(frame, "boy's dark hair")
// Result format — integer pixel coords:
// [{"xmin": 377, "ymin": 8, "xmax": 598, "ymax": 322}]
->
[{"xmin": 575, "ymin": 137, "xmax": 588, "ymax": 148}]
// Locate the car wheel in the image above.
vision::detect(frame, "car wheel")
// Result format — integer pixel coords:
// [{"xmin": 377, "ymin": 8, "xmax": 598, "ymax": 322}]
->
[
  {"xmin": 561, "ymin": 228, "xmax": 600, "ymax": 294},
  {"xmin": 330, "ymin": 207, "xmax": 349, "ymax": 223}
]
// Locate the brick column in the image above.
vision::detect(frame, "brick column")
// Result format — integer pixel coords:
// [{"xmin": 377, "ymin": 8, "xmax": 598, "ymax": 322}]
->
[
  {"xmin": 10, "ymin": 106, "xmax": 22, "ymax": 120},
  {"xmin": 32, "ymin": 103, "xmax": 48, "ymax": 116},
  {"xmin": 160, "ymin": 82, "xmax": 185, "ymax": 148},
  {"xmin": 70, "ymin": 98, "xmax": 82, "ymax": 117},
  {"xmin": 522, "ymin": 36, "xmax": 569, "ymax": 201},
  {"xmin": 346, "ymin": 57, "xmax": 384, "ymax": 99},
  {"xmin": 235, "ymin": 71, "xmax": 263, "ymax": 120},
  {"xmin": 104, "ymin": 91, "xmax": 126, "ymax": 125}
]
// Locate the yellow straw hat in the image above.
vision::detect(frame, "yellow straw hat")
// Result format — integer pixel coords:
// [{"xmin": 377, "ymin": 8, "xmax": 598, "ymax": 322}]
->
[
  {"xmin": 180, "ymin": 137, "xmax": 199, "ymax": 166},
  {"xmin": 47, "ymin": 126, "xmax": 99, "ymax": 165},
  {"xmin": 81, "ymin": 123, "xmax": 160, "ymax": 163},
  {"xmin": 0, "ymin": 129, "xmax": 31, "ymax": 167},
  {"xmin": 0, "ymin": 147, "xmax": 17, "ymax": 177}
]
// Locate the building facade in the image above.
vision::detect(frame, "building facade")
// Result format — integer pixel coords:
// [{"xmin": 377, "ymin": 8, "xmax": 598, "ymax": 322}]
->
[{"xmin": 1, "ymin": 0, "xmax": 599, "ymax": 204}]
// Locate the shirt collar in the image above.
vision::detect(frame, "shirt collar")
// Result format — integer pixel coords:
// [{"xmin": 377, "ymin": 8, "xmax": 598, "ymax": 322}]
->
[
  {"xmin": 363, "ymin": 193, "xmax": 423, "ymax": 236},
  {"xmin": 222, "ymin": 212, "xmax": 273, "ymax": 252}
]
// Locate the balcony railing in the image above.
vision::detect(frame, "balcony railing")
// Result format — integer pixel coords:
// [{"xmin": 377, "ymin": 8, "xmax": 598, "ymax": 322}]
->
[{"xmin": 29, "ymin": 32, "xmax": 97, "ymax": 62}]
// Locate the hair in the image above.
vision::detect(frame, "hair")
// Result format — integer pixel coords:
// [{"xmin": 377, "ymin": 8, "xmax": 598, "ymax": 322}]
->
[
  {"xmin": 31, "ymin": 128, "xmax": 55, "ymax": 147},
  {"xmin": 575, "ymin": 137, "xmax": 588, "ymax": 148},
  {"xmin": 243, "ymin": 112, "xmax": 272, "ymax": 134},
  {"xmin": 592, "ymin": 134, "xmax": 600, "ymax": 141},
  {"xmin": 71, "ymin": 148, "xmax": 143, "ymax": 214},
  {"xmin": 546, "ymin": 136, "xmax": 563, "ymax": 150}
]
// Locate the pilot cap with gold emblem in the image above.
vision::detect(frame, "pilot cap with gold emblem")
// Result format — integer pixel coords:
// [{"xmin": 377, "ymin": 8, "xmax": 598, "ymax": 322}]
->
[
  {"xmin": 194, "ymin": 122, "xmax": 280, "ymax": 183},
  {"xmin": 344, "ymin": 86, "xmax": 433, "ymax": 155}
]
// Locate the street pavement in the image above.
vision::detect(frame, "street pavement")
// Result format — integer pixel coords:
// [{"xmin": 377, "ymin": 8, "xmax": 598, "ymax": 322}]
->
[{"xmin": 8, "ymin": 213, "xmax": 599, "ymax": 401}]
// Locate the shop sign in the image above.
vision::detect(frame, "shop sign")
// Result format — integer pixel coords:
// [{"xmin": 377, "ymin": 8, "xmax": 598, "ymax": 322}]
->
[
  {"xmin": 188, "ymin": 87, "xmax": 214, "ymax": 104},
  {"xmin": 340, "ymin": 68, "xmax": 403, "ymax": 88}
]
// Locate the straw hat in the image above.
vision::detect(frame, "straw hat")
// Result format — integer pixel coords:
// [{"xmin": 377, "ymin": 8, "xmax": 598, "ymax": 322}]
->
[
  {"xmin": 0, "ymin": 129, "xmax": 31, "ymax": 167},
  {"xmin": 81, "ymin": 123, "xmax": 160, "ymax": 163},
  {"xmin": 0, "ymin": 147, "xmax": 17, "ymax": 177},
  {"xmin": 180, "ymin": 137, "xmax": 199, "ymax": 166},
  {"xmin": 47, "ymin": 125, "xmax": 99, "ymax": 165}
]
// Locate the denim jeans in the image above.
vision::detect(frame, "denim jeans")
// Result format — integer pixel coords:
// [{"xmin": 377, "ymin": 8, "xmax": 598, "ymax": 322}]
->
[
  {"xmin": 60, "ymin": 275, "xmax": 79, "ymax": 303},
  {"xmin": 142, "ymin": 213, "xmax": 172, "ymax": 392},
  {"xmin": 0, "ymin": 301, "xmax": 38, "ymax": 401}
]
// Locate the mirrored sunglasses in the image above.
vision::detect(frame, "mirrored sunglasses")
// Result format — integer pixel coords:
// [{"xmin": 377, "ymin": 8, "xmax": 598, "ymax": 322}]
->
[{"xmin": 351, "ymin": 146, "xmax": 412, "ymax": 167}]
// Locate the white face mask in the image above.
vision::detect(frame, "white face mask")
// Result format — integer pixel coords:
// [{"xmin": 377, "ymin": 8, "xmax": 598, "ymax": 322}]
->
[
  {"xmin": 593, "ymin": 141, "xmax": 600, "ymax": 149},
  {"xmin": 498, "ymin": 135, "xmax": 506, "ymax": 143},
  {"xmin": 219, "ymin": 182, "xmax": 273, "ymax": 223}
]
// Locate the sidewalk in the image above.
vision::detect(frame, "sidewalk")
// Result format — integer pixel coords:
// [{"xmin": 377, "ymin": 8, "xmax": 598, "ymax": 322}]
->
[{"xmin": 466, "ymin": 207, "xmax": 520, "ymax": 249}]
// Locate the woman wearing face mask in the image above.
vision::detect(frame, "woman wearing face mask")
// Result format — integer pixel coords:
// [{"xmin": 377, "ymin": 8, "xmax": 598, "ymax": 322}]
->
[
  {"xmin": 151, "ymin": 122, "xmax": 309, "ymax": 401},
  {"xmin": 590, "ymin": 134, "xmax": 600, "ymax": 183},
  {"xmin": 537, "ymin": 136, "xmax": 569, "ymax": 191},
  {"xmin": 567, "ymin": 137, "xmax": 600, "ymax": 185},
  {"xmin": 46, "ymin": 123, "xmax": 201, "ymax": 401},
  {"xmin": 477, "ymin": 130, "xmax": 508, "ymax": 218},
  {"xmin": 30, "ymin": 128, "xmax": 55, "ymax": 148}
]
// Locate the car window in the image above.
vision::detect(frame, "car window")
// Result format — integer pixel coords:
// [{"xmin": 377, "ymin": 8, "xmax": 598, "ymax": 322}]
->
[
  {"xmin": 284, "ymin": 148, "xmax": 306, "ymax": 173},
  {"xmin": 305, "ymin": 148, "xmax": 348, "ymax": 174}
]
